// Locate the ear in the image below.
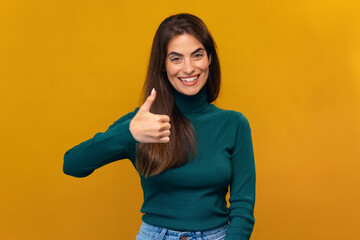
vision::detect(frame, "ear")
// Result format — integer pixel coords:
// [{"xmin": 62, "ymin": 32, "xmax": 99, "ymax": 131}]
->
[{"xmin": 208, "ymin": 54, "xmax": 212, "ymax": 65}]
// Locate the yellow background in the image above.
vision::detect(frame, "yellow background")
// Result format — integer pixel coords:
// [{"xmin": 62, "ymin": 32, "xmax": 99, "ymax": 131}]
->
[{"xmin": 1, "ymin": 0, "xmax": 359, "ymax": 239}]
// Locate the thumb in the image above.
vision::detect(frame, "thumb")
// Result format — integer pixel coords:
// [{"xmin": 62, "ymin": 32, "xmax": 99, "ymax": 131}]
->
[{"xmin": 140, "ymin": 88, "xmax": 156, "ymax": 112}]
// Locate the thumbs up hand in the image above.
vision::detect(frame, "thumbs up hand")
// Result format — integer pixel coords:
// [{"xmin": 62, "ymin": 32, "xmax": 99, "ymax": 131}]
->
[{"xmin": 129, "ymin": 88, "xmax": 171, "ymax": 143}]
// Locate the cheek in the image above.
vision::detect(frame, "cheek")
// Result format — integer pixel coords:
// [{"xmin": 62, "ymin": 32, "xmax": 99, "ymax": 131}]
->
[
  {"xmin": 166, "ymin": 64, "xmax": 181, "ymax": 77},
  {"xmin": 197, "ymin": 60, "xmax": 210, "ymax": 71}
]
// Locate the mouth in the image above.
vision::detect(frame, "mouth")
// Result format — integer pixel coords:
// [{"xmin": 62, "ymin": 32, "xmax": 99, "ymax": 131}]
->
[{"xmin": 178, "ymin": 74, "xmax": 200, "ymax": 83}]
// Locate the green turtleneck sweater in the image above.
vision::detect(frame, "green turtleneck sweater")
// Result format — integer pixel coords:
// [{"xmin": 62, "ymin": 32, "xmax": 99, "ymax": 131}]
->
[{"xmin": 63, "ymin": 85, "xmax": 256, "ymax": 240}]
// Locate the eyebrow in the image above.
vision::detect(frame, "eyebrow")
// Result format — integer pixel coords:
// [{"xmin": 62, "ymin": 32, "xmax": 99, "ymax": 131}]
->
[{"xmin": 167, "ymin": 47, "xmax": 205, "ymax": 57}]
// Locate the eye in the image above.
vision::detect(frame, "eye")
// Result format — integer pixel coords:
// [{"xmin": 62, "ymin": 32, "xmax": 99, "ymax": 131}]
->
[
  {"xmin": 194, "ymin": 53, "xmax": 204, "ymax": 59},
  {"xmin": 170, "ymin": 57, "xmax": 181, "ymax": 63}
]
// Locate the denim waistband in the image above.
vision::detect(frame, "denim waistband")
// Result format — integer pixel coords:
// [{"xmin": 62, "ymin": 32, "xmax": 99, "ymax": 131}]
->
[{"xmin": 140, "ymin": 220, "xmax": 229, "ymax": 237}]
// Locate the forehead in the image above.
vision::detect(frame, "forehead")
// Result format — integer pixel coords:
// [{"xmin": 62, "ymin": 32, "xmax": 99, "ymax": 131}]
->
[{"xmin": 167, "ymin": 34, "xmax": 205, "ymax": 54}]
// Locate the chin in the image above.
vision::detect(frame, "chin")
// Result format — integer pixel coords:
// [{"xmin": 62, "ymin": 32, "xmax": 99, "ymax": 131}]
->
[{"xmin": 179, "ymin": 87, "xmax": 201, "ymax": 96}]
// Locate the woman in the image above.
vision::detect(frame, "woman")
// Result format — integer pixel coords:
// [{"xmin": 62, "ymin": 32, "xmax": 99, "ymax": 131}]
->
[{"xmin": 63, "ymin": 13, "xmax": 256, "ymax": 240}]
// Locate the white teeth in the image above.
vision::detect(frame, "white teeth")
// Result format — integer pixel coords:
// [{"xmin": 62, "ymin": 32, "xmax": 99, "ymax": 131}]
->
[{"xmin": 179, "ymin": 75, "xmax": 199, "ymax": 82}]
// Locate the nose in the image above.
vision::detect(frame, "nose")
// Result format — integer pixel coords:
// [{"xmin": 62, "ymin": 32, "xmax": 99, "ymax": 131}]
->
[{"xmin": 183, "ymin": 59, "xmax": 195, "ymax": 75}]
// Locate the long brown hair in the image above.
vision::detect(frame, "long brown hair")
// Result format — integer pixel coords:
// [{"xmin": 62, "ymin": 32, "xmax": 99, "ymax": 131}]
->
[{"xmin": 136, "ymin": 13, "xmax": 221, "ymax": 177}]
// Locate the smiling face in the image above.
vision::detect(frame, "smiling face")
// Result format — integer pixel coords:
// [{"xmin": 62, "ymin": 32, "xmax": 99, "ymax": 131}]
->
[{"xmin": 165, "ymin": 34, "xmax": 211, "ymax": 96}]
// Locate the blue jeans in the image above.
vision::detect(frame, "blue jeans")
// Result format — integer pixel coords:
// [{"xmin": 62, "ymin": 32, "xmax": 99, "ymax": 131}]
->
[{"xmin": 136, "ymin": 221, "xmax": 230, "ymax": 240}]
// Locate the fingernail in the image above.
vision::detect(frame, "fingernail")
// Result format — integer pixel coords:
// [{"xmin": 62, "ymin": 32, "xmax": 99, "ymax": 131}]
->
[{"xmin": 151, "ymin": 88, "xmax": 155, "ymax": 95}]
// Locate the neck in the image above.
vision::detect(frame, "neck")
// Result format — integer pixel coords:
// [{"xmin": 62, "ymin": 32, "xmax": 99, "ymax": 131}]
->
[{"xmin": 170, "ymin": 84, "xmax": 211, "ymax": 114}]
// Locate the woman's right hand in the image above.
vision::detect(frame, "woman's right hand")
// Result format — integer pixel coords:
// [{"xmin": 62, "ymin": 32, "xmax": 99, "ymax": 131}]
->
[{"xmin": 129, "ymin": 88, "xmax": 171, "ymax": 143}]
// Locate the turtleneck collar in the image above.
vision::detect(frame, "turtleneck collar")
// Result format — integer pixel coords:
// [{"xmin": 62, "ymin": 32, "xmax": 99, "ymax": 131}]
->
[{"xmin": 170, "ymin": 84, "xmax": 211, "ymax": 114}]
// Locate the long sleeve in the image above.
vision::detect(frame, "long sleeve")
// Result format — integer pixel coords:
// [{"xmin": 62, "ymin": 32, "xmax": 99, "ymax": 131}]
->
[
  {"xmin": 63, "ymin": 108, "xmax": 139, "ymax": 178},
  {"xmin": 225, "ymin": 113, "xmax": 256, "ymax": 240}
]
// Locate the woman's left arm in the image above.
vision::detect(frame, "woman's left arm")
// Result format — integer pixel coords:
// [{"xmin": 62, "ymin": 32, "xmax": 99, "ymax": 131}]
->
[{"xmin": 226, "ymin": 113, "xmax": 256, "ymax": 240}]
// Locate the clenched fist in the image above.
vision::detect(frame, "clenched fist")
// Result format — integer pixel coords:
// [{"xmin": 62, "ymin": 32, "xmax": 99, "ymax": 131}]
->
[{"xmin": 129, "ymin": 88, "xmax": 171, "ymax": 143}]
